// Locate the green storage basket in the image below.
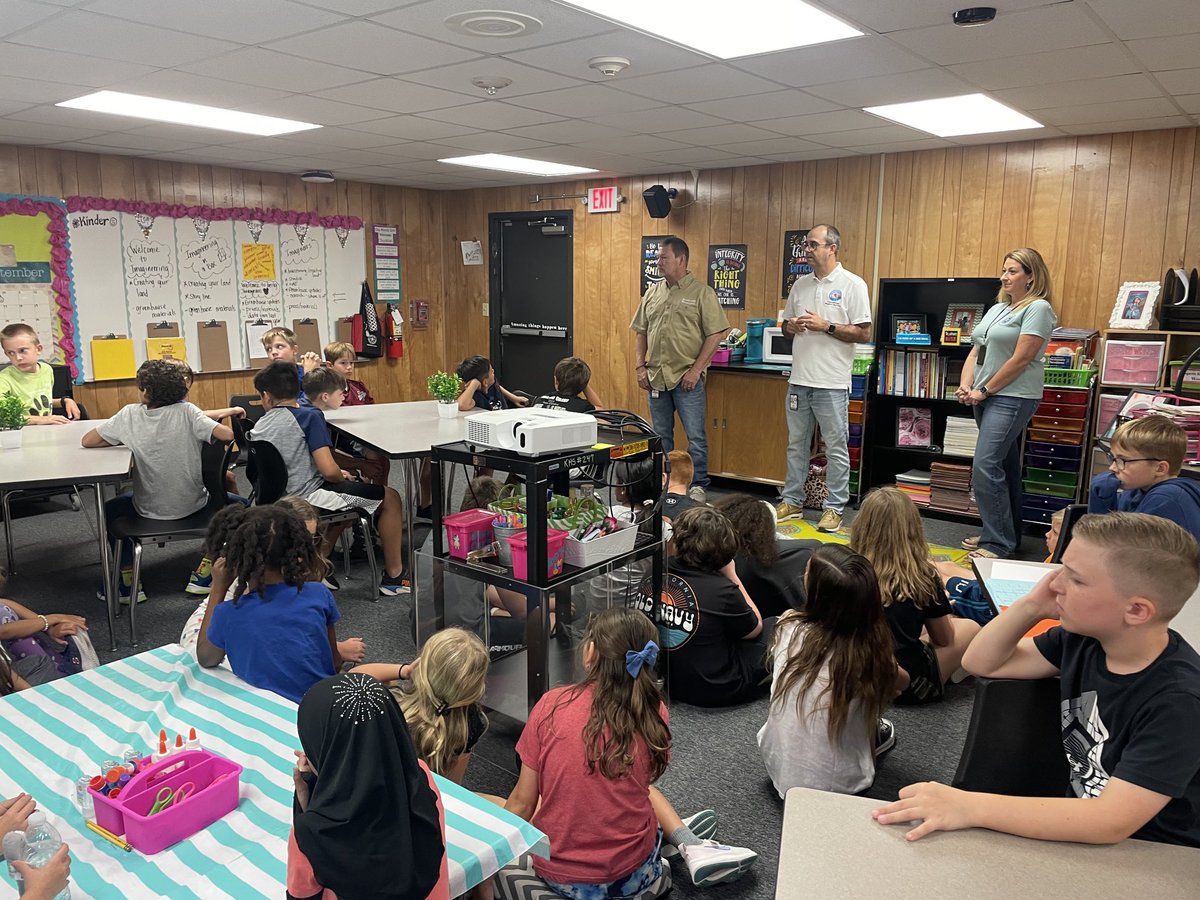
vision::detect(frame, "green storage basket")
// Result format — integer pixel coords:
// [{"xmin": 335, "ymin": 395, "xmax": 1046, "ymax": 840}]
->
[
  {"xmin": 1043, "ymin": 367, "xmax": 1094, "ymax": 388},
  {"xmin": 851, "ymin": 357, "xmax": 872, "ymax": 375}
]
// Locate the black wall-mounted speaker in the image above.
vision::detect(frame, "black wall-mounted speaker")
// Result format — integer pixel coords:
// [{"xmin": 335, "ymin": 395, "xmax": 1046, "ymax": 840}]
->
[{"xmin": 642, "ymin": 184, "xmax": 678, "ymax": 219}]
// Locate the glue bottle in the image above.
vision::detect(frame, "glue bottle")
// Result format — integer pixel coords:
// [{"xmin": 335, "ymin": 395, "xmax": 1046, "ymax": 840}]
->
[
  {"xmin": 151, "ymin": 736, "xmax": 168, "ymax": 764},
  {"xmin": 172, "ymin": 734, "xmax": 184, "ymax": 756},
  {"xmin": 185, "ymin": 728, "xmax": 200, "ymax": 752}
]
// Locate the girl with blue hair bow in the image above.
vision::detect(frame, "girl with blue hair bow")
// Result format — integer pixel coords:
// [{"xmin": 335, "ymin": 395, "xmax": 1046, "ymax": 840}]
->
[{"xmin": 497, "ymin": 608, "xmax": 758, "ymax": 898}]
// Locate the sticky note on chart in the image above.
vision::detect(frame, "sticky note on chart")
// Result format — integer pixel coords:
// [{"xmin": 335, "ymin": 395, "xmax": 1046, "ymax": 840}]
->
[
  {"xmin": 146, "ymin": 337, "xmax": 187, "ymax": 363},
  {"xmin": 241, "ymin": 243, "xmax": 276, "ymax": 281}
]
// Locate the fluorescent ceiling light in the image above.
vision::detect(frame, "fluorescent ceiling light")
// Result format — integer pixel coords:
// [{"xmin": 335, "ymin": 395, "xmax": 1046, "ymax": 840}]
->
[
  {"xmin": 558, "ymin": 0, "xmax": 861, "ymax": 58},
  {"xmin": 438, "ymin": 154, "xmax": 598, "ymax": 177},
  {"xmin": 56, "ymin": 91, "xmax": 321, "ymax": 136},
  {"xmin": 864, "ymin": 93, "xmax": 1042, "ymax": 138}
]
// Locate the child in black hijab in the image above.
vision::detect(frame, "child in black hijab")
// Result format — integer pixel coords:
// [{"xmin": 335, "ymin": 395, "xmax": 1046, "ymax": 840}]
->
[{"xmin": 288, "ymin": 673, "xmax": 449, "ymax": 900}]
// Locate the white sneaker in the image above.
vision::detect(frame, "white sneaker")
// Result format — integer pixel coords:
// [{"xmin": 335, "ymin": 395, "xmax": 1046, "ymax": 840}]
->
[
  {"xmin": 679, "ymin": 839, "xmax": 758, "ymax": 886},
  {"xmin": 661, "ymin": 809, "xmax": 718, "ymax": 863}
]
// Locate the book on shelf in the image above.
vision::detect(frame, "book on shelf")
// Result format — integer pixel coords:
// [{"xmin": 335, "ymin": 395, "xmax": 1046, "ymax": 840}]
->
[
  {"xmin": 895, "ymin": 468, "xmax": 932, "ymax": 506},
  {"xmin": 878, "ymin": 349, "xmax": 957, "ymax": 399},
  {"xmin": 944, "ymin": 416, "xmax": 980, "ymax": 456},
  {"xmin": 929, "ymin": 460, "xmax": 978, "ymax": 514}
]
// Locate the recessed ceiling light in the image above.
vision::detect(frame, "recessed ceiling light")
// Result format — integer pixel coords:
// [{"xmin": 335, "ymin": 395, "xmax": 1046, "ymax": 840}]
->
[
  {"xmin": 864, "ymin": 93, "xmax": 1042, "ymax": 137},
  {"xmin": 55, "ymin": 91, "xmax": 321, "ymax": 136},
  {"xmin": 558, "ymin": 1, "xmax": 861, "ymax": 58},
  {"xmin": 438, "ymin": 153, "xmax": 598, "ymax": 177}
]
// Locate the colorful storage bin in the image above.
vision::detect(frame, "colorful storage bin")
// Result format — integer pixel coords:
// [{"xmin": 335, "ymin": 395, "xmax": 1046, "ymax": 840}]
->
[
  {"xmin": 508, "ymin": 529, "xmax": 568, "ymax": 581},
  {"xmin": 442, "ymin": 508, "xmax": 497, "ymax": 560}
]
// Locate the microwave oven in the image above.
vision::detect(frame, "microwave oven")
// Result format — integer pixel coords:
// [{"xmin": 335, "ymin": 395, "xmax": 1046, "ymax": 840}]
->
[{"xmin": 761, "ymin": 326, "xmax": 793, "ymax": 364}]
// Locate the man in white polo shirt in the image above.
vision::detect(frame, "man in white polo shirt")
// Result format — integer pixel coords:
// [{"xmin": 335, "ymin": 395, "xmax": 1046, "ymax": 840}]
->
[{"xmin": 775, "ymin": 224, "xmax": 872, "ymax": 533}]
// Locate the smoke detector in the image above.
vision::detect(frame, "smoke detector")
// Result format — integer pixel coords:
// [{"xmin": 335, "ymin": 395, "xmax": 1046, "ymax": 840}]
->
[
  {"xmin": 589, "ymin": 56, "xmax": 631, "ymax": 77},
  {"xmin": 471, "ymin": 76, "xmax": 513, "ymax": 96},
  {"xmin": 445, "ymin": 10, "xmax": 542, "ymax": 38},
  {"xmin": 299, "ymin": 170, "xmax": 335, "ymax": 183}
]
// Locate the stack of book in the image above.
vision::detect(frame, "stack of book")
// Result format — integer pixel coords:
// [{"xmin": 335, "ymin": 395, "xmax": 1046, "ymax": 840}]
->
[
  {"xmin": 930, "ymin": 462, "xmax": 977, "ymax": 514},
  {"xmin": 895, "ymin": 468, "xmax": 932, "ymax": 506},
  {"xmin": 1146, "ymin": 402, "xmax": 1200, "ymax": 464},
  {"xmin": 878, "ymin": 349, "xmax": 955, "ymax": 399},
  {"xmin": 943, "ymin": 416, "xmax": 980, "ymax": 457}
]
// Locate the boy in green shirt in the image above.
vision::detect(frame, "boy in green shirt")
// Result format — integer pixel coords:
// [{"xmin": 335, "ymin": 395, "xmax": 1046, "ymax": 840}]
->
[{"xmin": 0, "ymin": 323, "xmax": 79, "ymax": 424}]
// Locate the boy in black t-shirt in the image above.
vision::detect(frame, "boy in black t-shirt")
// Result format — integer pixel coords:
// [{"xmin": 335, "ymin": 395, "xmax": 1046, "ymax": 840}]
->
[
  {"xmin": 532, "ymin": 356, "xmax": 601, "ymax": 413},
  {"xmin": 662, "ymin": 450, "xmax": 705, "ymax": 521},
  {"xmin": 874, "ymin": 512, "xmax": 1200, "ymax": 847}
]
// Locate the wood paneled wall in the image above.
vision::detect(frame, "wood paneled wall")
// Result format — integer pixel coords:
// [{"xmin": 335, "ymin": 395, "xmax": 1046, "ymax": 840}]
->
[
  {"xmin": 4, "ymin": 125, "xmax": 1200, "ymax": 419},
  {"xmin": 0, "ymin": 143, "xmax": 446, "ymax": 417}
]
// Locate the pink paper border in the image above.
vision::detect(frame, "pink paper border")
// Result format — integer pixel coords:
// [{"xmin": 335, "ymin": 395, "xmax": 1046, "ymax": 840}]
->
[{"xmin": 65, "ymin": 197, "xmax": 362, "ymax": 231}]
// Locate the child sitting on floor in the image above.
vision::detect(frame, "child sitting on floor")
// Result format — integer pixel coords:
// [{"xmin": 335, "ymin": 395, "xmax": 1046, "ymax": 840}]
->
[
  {"xmin": 82, "ymin": 359, "xmax": 240, "ymax": 603},
  {"xmin": 758, "ymin": 544, "xmax": 900, "ymax": 797},
  {"xmin": 0, "ymin": 322, "xmax": 80, "ymax": 424},
  {"xmin": 500, "ymin": 608, "xmax": 756, "ymax": 896},
  {"xmin": 851, "ymin": 487, "xmax": 981, "ymax": 704},
  {"xmin": 0, "ymin": 565, "xmax": 87, "ymax": 685},
  {"xmin": 456, "ymin": 355, "xmax": 528, "ymax": 411},
  {"xmin": 352, "ymin": 627, "xmax": 490, "ymax": 784},
  {"xmin": 290, "ymin": 673, "xmax": 449, "ymax": 900},
  {"xmin": 196, "ymin": 505, "xmax": 346, "ymax": 703},
  {"xmin": 662, "ymin": 451, "xmax": 706, "ymax": 522},
  {"xmin": 658, "ymin": 505, "xmax": 769, "ymax": 707},
  {"xmin": 532, "ymin": 356, "xmax": 602, "ymax": 412},
  {"xmin": 717, "ymin": 493, "xmax": 817, "ymax": 619},
  {"xmin": 874, "ymin": 513, "xmax": 1200, "ymax": 846},
  {"xmin": 249, "ymin": 361, "xmax": 408, "ymax": 597}
]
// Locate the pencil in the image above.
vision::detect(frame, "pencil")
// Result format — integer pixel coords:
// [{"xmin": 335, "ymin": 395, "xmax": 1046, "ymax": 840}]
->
[{"xmin": 85, "ymin": 820, "xmax": 132, "ymax": 852}]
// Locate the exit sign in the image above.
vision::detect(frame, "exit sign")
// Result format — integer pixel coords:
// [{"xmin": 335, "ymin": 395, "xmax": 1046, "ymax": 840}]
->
[{"xmin": 588, "ymin": 185, "xmax": 622, "ymax": 213}]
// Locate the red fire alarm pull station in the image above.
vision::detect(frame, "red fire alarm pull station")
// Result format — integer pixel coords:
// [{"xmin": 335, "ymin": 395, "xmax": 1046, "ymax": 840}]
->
[{"xmin": 411, "ymin": 299, "xmax": 430, "ymax": 329}]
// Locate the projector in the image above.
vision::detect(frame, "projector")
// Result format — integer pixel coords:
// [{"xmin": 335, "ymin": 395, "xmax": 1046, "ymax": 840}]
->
[{"xmin": 465, "ymin": 407, "xmax": 598, "ymax": 456}]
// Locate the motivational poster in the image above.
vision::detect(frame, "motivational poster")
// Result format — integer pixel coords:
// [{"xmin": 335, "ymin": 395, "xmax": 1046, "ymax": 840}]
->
[
  {"xmin": 707, "ymin": 243, "xmax": 747, "ymax": 310},
  {"xmin": 782, "ymin": 229, "xmax": 811, "ymax": 299}
]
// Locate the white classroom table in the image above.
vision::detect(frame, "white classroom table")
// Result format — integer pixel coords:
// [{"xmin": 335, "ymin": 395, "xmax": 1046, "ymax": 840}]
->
[
  {"xmin": 776, "ymin": 787, "xmax": 1200, "ymax": 899},
  {"xmin": 0, "ymin": 644, "xmax": 547, "ymax": 899},
  {"xmin": 323, "ymin": 401, "xmax": 467, "ymax": 585},
  {"xmin": 0, "ymin": 420, "xmax": 132, "ymax": 650}
]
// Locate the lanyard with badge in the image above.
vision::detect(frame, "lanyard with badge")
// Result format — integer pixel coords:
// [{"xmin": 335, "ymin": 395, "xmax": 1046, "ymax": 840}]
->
[{"xmin": 973, "ymin": 299, "xmax": 1035, "ymax": 367}]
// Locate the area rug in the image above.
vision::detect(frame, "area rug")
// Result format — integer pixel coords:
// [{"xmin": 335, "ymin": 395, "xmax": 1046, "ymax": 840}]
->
[{"xmin": 775, "ymin": 517, "xmax": 971, "ymax": 565}]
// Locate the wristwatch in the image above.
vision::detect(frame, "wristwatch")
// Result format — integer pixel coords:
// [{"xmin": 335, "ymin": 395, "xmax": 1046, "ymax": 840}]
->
[
  {"xmin": 978, "ymin": 385, "xmax": 990, "ymax": 397},
  {"xmin": 825, "ymin": 323, "xmax": 837, "ymax": 335}
]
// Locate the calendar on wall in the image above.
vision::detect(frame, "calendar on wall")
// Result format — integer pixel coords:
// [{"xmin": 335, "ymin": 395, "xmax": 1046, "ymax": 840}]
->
[{"xmin": 0, "ymin": 281, "xmax": 59, "ymax": 362}]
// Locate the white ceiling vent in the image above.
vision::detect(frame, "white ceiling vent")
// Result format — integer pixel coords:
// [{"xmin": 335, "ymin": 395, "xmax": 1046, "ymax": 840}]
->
[{"xmin": 444, "ymin": 10, "xmax": 543, "ymax": 38}]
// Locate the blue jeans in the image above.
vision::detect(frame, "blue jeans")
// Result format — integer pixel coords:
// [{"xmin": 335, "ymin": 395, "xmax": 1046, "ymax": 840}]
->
[
  {"xmin": 647, "ymin": 379, "xmax": 710, "ymax": 487},
  {"xmin": 782, "ymin": 386, "xmax": 850, "ymax": 513},
  {"xmin": 972, "ymin": 395, "xmax": 1039, "ymax": 557}
]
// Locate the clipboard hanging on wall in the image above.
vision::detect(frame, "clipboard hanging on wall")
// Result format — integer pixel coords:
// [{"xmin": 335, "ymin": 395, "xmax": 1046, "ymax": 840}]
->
[
  {"xmin": 91, "ymin": 334, "xmax": 136, "ymax": 381},
  {"xmin": 196, "ymin": 320, "xmax": 231, "ymax": 371},
  {"xmin": 335, "ymin": 316, "xmax": 354, "ymax": 345},
  {"xmin": 292, "ymin": 318, "xmax": 321, "ymax": 360},
  {"xmin": 245, "ymin": 319, "xmax": 273, "ymax": 366}
]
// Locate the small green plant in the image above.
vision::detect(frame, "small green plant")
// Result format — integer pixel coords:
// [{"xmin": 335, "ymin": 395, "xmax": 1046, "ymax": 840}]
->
[
  {"xmin": 426, "ymin": 370, "xmax": 462, "ymax": 403},
  {"xmin": 0, "ymin": 391, "xmax": 27, "ymax": 430}
]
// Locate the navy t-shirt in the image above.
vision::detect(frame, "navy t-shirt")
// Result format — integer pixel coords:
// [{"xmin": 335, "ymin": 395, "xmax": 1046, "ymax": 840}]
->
[{"xmin": 472, "ymin": 383, "xmax": 506, "ymax": 411}]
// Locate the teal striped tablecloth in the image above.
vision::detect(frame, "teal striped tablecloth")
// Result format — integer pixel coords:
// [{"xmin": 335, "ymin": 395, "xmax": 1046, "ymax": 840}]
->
[{"xmin": 0, "ymin": 644, "xmax": 548, "ymax": 899}]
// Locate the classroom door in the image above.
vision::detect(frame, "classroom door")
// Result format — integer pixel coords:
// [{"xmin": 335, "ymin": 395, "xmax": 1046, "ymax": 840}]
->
[{"xmin": 488, "ymin": 211, "xmax": 573, "ymax": 397}]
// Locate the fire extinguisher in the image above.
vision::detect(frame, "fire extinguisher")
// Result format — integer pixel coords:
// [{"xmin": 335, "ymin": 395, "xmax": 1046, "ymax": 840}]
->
[{"xmin": 386, "ymin": 306, "xmax": 404, "ymax": 359}]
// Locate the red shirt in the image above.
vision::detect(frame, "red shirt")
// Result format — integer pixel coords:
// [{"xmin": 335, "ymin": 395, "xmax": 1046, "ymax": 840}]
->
[
  {"xmin": 516, "ymin": 684, "xmax": 668, "ymax": 884},
  {"xmin": 342, "ymin": 377, "xmax": 375, "ymax": 406}
]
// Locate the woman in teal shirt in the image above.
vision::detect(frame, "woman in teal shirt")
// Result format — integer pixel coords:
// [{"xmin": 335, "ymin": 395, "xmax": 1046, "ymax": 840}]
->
[{"xmin": 957, "ymin": 248, "xmax": 1057, "ymax": 559}]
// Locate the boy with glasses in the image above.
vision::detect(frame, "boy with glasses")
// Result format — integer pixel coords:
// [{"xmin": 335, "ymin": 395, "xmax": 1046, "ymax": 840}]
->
[{"xmin": 1089, "ymin": 415, "xmax": 1200, "ymax": 541}]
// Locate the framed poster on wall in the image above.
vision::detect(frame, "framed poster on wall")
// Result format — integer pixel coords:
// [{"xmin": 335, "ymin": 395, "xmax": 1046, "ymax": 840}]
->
[
  {"xmin": 640, "ymin": 235, "xmax": 669, "ymax": 296},
  {"xmin": 782, "ymin": 229, "xmax": 811, "ymax": 299},
  {"xmin": 708, "ymin": 243, "xmax": 747, "ymax": 310}
]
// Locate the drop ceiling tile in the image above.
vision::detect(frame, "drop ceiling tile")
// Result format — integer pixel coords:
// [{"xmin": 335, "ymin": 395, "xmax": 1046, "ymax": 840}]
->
[
  {"xmin": 658, "ymin": 122, "xmax": 782, "ymax": 146},
  {"xmin": 818, "ymin": 0, "xmax": 1056, "ymax": 34},
  {"xmin": 105, "ymin": 70, "xmax": 291, "ymax": 109},
  {"xmin": 1178, "ymin": 94, "xmax": 1200, "ymax": 115},
  {"xmin": 805, "ymin": 67, "xmax": 975, "ymax": 107},
  {"xmin": 949, "ymin": 126, "xmax": 1063, "ymax": 145},
  {"xmin": 705, "ymin": 156, "xmax": 774, "ymax": 169},
  {"xmin": 373, "ymin": 0, "xmax": 616, "ymax": 53},
  {"xmin": 0, "ymin": 75, "xmax": 92, "ymax": 104},
  {"xmin": 730, "ymin": 36, "xmax": 928, "ymax": 87},
  {"xmin": 302, "ymin": 0, "xmax": 421, "ymax": 16},
  {"xmin": 752, "ymin": 109, "xmax": 883, "ymax": 137},
  {"xmin": 503, "ymin": 27, "xmax": 711, "ymax": 77},
  {"xmin": 434, "ymin": 131, "xmax": 553, "ymax": 152},
  {"xmin": 1037, "ymin": 97, "xmax": 1181, "ymax": 126},
  {"xmin": 1086, "ymin": 0, "xmax": 1200, "ymax": 40},
  {"xmin": 420, "ymin": 101, "xmax": 563, "ymax": 130},
  {"xmin": 714, "ymin": 136, "xmax": 827, "ymax": 156},
  {"xmin": 84, "ymin": 0, "xmax": 347, "ymax": 44},
  {"xmin": 889, "ymin": 5, "xmax": 1110, "ymax": 66},
  {"xmin": 615, "ymin": 65, "xmax": 784, "ymax": 104},
  {"xmin": 948, "ymin": 44, "xmax": 1139, "ymax": 91},
  {"xmin": 585, "ymin": 105, "xmax": 729, "ymax": 132},
  {"xmin": 0, "ymin": 118, "xmax": 107, "ymax": 142},
  {"xmin": 344, "ymin": 115, "xmax": 478, "ymax": 140},
  {"xmin": 503, "ymin": 119, "xmax": 620, "ymax": 144},
  {"xmin": 313, "ymin": 78, "xmax": 480, "ymax": 114},
  {"xmin": 11, "ymin": 11, "xmax": 239, "ymax": 68},
  {"xmin": 333, "ymin": 165, "xmax": 418, "ymax": 179},
  {"xmin": 0, "ymin": 99, "xmax": 33, "ymax": 116},
  {"xmin": 74, "ymin": 133, "xmax": 215, "ymax": 153},
  {"xmin": 1126, "ymin": 33, "xmax": 1200, "ymax": 72},
  {"xmin": 5, "ymin": 105, "xmax": 153, "ymax": 131},
  {"xmin": 686, "ymin": 90, "xmax": 838, "ymax": 122},
  {"xmin": 236, "ymin": 94, "xmax": 392, "ymax": 127},
  {"xmin": 0, "ymin": 45, "xmax": 157, "ymax": 86},
  {"xmin": 642, "ymin": 147, "xmax": 743, "ymax": 164},
  {"xmin": 400, "ymin": 57, "xmax": 588, "ymax": 98},
  {"xmin": 179, "ymin": 48, "xmax": 374, "ymax": 92},
  {"xmin": 995, "ymin": 74, "xmax": 1166, "ymax": 112},
  {"xmin": 1156, "ymin": 69, "xmax": 1200, "ymax": 95},
  {"xmin": 266, "ymin": 20, "xmax": 481, "ymax": 77},
  {"xmin": 151, "ymin": 147, "xmax": 291, "ymax": 164},
  {"xmin": 854, "ymin": 138, "xmax": 955, "ymax": 153},
  {"xmin": 222, "ymin": 135, "xmax": 351, "ymax": 155},
  {"xmin": 761, "ymin": 147, "xmax": 861, "ymax": 162},
  {"xmin": 373, "ymin": 141, "xmax": 465, "ymax": 160},
  {"xmin": 0, "ymin": 0, "xmax": 62, "ymax": 38},
  {"xmin": 508, "ymin": 83, "xmax": 662, "ymax": 117},
  {"xmin": 807, "ymin": 124, "xmax": 932, "ymax": 148},
  {"xmin": 571, "ymin": 134, "xmax": 688, "ymax": 155},
  {"xmin": 269, "ymin": 126, "xmax": 409, "ymax": 150},
  {"xmin": 1058, "ymin": 116, "xmax": 1194, "ymax": 135}
]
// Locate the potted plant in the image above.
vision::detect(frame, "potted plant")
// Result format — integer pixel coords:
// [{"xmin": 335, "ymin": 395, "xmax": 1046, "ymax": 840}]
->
[
  {"xmin": 426, "ymin": 371, "xmax": 463, "ymax": 419},
  {"xmin": 0, "ymin": 390, "xmax": 28, "ymax": 450}
]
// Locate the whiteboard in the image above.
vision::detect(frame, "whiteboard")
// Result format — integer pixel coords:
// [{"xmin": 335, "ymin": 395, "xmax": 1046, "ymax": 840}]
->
[{"xmin": 67, "ymin": 210, "xmax": 366, "ymax": 381}]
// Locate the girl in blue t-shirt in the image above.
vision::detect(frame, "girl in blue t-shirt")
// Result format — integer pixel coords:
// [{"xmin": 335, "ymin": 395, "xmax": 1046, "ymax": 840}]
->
[{"xmin": 195, "ymin": 505, "xmax": 343, "ymax": 704}]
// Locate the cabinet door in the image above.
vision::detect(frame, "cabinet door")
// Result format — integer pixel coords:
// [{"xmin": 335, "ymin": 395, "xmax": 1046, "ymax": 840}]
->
[
  {"xmin": 671, "ymin": 373, "xmax": 724, "ymax": 471},
  {"xmin": 715, "ymin": 376, "xmax": 788, "ymax": 482}
]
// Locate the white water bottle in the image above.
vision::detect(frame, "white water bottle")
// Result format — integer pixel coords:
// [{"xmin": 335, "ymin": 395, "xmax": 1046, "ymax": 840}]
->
[
  {"xmin": 23, "ymin": 812, "xmax": 70, "ymax": 900},
  {"xmin": 3, "ymin": 831, "xmax": 26, "ymax": 896}
]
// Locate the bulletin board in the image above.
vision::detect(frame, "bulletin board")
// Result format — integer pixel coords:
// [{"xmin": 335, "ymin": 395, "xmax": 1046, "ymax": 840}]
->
[
  {"xmin": 0, "ymin": 194, "xmax": 82, "ymax": 378},
  {"xmin": 65, "ymin": 197, "xmax": 366, "ymax": 381}
]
